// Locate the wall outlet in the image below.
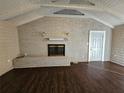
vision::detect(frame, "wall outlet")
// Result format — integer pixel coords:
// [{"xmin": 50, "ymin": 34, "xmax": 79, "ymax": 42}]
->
[
  {"xmin": 24, "ymin": 53, "xmax": 28, "ymax": 56},
  {"xmin": 7, "ymin": 59, "xmax": 11, "ymax": 62},
  {"xmin": 82, "ymin": 56, "xmax": 85, "ymax": 59},
  {"xmin": 86, "ymin": 42, "xmax": 89, "ymax": 46}
]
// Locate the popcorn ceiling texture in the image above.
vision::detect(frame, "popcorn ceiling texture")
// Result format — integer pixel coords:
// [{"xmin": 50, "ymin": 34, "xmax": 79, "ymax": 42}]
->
[{"xmin": 18, "ymin": 17, "xmax": 112, "ymax": 62}]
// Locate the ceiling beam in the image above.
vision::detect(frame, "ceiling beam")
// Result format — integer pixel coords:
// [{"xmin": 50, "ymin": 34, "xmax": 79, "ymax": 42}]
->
[
  {"xmin": 92, "ymin": 17, "xmax": 114, "ymax": 28},
  {"xmin": 9, "ymin": 9, "xmax": 44, "ymax": 26},
  {"xmin": 41, "ymin": 4, "xmax": 105, "ymax": 12},
  {"xmin": 8, "ymin": 5, "xmax": 114, "ymax": 28},
  {"xmin": 8, "ymin": 7, "xmax": 62, "ymax": 26}
]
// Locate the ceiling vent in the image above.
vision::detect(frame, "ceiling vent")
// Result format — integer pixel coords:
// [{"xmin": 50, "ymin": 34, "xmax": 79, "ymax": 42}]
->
[{"xmin": 54, "ymin": 9, "xmax": 85, "ymax": 16}]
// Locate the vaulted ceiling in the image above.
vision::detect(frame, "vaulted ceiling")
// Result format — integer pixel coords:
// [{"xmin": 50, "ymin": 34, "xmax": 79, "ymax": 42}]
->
[{"xmin": 0, "ymin": 0, "xmax": 124, "ymax": 28}]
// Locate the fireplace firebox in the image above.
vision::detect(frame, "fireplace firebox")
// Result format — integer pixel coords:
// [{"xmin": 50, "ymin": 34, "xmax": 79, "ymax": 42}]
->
[{"xmin": 48, "ymin": 44, "xmax": 65, "ymax": 56}]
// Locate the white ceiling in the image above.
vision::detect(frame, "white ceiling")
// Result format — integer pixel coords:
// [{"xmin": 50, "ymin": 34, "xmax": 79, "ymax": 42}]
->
[{"xmin": 1, "ymin": 0, "xmax": 124, "ymax": 28}]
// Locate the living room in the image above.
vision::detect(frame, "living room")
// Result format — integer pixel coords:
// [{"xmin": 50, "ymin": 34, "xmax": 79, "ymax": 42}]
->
[{"xmin": 0, "ymin": 0, "xmax": 124, "ymax": 93}]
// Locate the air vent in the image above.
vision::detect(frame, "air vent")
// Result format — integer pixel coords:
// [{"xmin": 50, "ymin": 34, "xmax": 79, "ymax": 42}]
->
[
  {"xmin": 70, "ymin": 0, "xmax": 95, "ymax": 6},
  {"xmin": 54, "ymin": 9, "xmax": 85, "ymax": 16}
]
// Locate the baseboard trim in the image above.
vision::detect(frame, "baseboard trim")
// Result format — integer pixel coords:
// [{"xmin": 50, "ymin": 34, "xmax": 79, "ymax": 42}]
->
[
  {"xmin": 14, "ymin": 65, "xmax": 71, "ymax": 70},
  {"xmin": 0, "ymin": 67, "xmax": 13, "ymax": 77},
  {"xmin": 110, "ymin": 61, "xmax": 124, "ymax": 67}
]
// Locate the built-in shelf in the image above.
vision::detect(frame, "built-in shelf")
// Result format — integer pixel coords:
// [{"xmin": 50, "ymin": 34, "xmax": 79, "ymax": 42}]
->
[
  {"xmin": 45, "ymin": 37, "xmax": 68, "ymax": 41},
  {"xmin": 40, "ymin": 32, "xmax": 70, "ymax": 41}
]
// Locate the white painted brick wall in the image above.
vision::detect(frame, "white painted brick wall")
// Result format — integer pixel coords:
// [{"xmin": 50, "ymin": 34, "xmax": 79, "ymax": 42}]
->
[
  {"xmin": 17, "ymin": 17, "xmax": 111, "ymax": 63},
  {"xmin": 111, "ymin": 25, "xmax": 124, "ymax": 66},
  {"xmin": 0, "ymin": 21, "xmax": 20, "ymax": 76}
]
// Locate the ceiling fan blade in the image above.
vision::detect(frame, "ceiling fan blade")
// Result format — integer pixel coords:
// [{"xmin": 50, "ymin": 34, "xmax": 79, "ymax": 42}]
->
[{"xmin": 70, "ymin": 0, "xmax": 95, "ymax": 6}]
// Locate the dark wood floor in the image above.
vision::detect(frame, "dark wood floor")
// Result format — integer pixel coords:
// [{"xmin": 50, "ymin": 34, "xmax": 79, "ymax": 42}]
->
[{"xmin": 0, "ymin": 62, "xmax": 124, "ymax": 93}]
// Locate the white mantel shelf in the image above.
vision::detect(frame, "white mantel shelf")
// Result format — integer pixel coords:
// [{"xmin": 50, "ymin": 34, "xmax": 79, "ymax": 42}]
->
[{"xmin": 46, "ymin": 37, "xmax": 68, "ymax": 41}]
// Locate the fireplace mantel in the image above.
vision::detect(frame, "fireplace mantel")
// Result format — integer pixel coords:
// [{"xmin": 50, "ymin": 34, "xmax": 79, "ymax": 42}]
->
[{"xmin": 46, "ymin": 37, "xmax": 68, "ymax": 41}]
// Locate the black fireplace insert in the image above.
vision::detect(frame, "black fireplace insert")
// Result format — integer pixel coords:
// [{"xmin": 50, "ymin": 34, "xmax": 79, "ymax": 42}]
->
[{"xmin": 48, "ymin": 44, "xmax": 65, "ymax": 56}]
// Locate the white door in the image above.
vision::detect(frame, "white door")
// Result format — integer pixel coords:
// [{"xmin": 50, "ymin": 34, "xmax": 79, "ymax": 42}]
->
[{"xmin": 88, "ymin": 31, "xmax": 105, "ymax": 61}]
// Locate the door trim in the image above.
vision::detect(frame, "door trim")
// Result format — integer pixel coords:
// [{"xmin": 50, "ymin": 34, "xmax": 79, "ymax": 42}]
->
[{"xmin": 88, "ymin": 31, "xmax": 106, "ymax": 62}]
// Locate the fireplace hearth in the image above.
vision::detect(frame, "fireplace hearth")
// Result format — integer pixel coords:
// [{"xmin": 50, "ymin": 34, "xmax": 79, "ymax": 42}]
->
[{"xmin": 48, "ymin": 44, "xmax": 65, "ymax": 56}]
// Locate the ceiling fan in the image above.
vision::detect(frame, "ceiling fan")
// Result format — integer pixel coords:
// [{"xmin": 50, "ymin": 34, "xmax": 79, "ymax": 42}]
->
[
  {"xmin": 30, "ymin": 0, "xmax": 95, "ymax": 6},
  {"xmin": 51, "ymin": 0, "xmax": 58, "ymax": 3},
  {"xmin": 50, "ymin": 0, "xmax": 95, "ymax": 6}
]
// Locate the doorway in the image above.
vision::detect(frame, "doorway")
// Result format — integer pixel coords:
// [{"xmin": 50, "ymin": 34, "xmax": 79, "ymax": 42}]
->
[{"xmin": 88, "ymin": 31, "xmax": 106, "ymax": 62}]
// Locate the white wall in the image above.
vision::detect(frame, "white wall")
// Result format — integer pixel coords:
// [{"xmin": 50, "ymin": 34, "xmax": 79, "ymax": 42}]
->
[
  {"xmin": 18, "ymin": 17, "xmax": 112, "ymax": 63},
  {"xmin": 104, "ymin": 30, "xmax": 112, "ymax": 61},
  {"xmin": 111, "ymin": 25, "xmax": 124, "ymax": 66},
  {"xmin": 0, "ymin": 21, "xmax": 19, "ymax": 76}
]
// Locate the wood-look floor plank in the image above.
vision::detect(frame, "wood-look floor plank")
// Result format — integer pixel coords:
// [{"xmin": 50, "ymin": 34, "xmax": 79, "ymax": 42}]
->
[{"xmin": 0, "ymin": 62, "xmax": 124, "ymax": 93}]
